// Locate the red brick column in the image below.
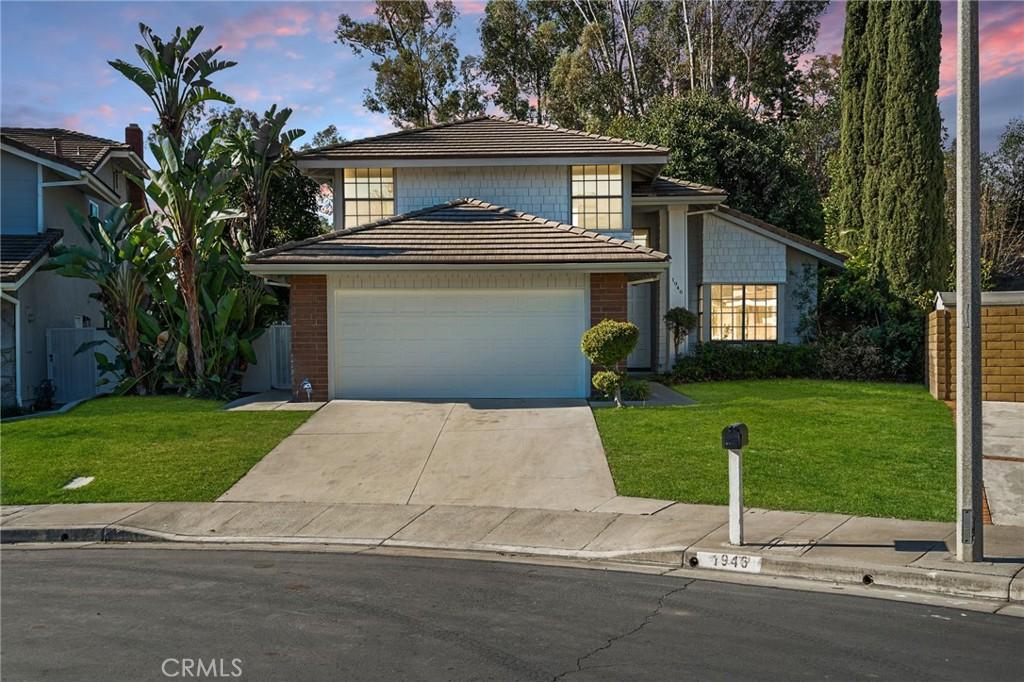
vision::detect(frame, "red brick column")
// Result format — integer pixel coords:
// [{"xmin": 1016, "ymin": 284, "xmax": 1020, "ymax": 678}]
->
[
  {"xmin": 290, "ymin": 275, "xmax": 329, "ymax": 401},
  {"xmin": 590, "ymin": 273, "xmax": 628, "ymax": 325},
  {"xmin": 589, "ymin": 273, "xmax": 629, "ymax": 380}
]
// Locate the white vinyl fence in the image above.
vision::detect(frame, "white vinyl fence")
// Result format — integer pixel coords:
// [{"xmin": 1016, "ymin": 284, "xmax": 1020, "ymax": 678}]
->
[
  {"xmin": 241, "ymin": 324, "xmax": 291, "ymax": 393},
  {"xmin": 46, "ymin": 328, "xmax": 117, "ymax": 404}
]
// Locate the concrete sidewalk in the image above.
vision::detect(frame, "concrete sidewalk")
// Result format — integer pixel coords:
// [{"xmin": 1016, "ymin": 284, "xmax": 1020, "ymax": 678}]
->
[{"xmin": 2, "ymin": 500, "xmax": 1022, "ymax": 607}]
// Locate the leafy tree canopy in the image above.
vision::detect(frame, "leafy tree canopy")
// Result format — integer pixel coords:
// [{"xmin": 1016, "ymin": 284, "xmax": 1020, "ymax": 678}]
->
[
  {"xmin": 302, "ymin": 124, "xmax": 346, "ymax": 150},
  {"xmin": 335, "ymin": 0, "xmax": 484, "ymax": 127},
  {"xmin": 479, "ymin": 0, "xmax": 570, "ymax": 123},
  {"xmin": 610, "ymin": 92, "xmax": 824, "ymax": 240}
]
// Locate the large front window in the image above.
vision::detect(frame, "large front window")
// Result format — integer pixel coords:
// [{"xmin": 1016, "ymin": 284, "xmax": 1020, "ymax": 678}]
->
[
  {"xmin": 709, "ymin": 284, "xmax": 778, "ymax": 341},
  {"xmin": 343, "ymin": 168, "xmax": 394, "ymax": 228},
  {"xmin": 571, "ymin": 164, "xmax": 623, "ymax": 230}
]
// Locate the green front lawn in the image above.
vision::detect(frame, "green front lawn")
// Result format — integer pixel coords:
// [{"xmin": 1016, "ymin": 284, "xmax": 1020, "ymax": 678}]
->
[
  {"xmin": 594, "ymin": 379, "xmax": 955, "ymax": 521},
  {"xmin": 1, "ymin": 397, "xmax": 309, "ymax": 505}
]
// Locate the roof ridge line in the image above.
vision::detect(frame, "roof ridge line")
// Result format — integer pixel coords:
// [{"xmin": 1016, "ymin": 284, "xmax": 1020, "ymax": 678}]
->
[
  {"xmin": 654, "ymin": 174, "xmax": 728, "ymax": 195},
  {"xmin": 0, "ymin": 126, "xmax": 129, "ymax": 149},
  {"xmin": 459, "ymin": 197, "xmax": 663, "ymax": 256},
  {"xmin": 296, "ymin": 116, "xmax": 491, "ymax": 156},
  {"xmin": 484, "ymin": 115, "xmax": 669, "ymax": 153}
]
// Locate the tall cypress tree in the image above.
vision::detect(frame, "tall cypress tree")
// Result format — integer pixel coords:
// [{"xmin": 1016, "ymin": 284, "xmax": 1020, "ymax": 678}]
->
[
  {"xmin": 859, "ymin": 0, "xmax": 891, "ymax": 263},
  {"xmin": 877, "ymin": 0, "xmax": 946, "ymax": 296},
  {"xmin": 829, "ymin": 0, "xmax": 869, "ymax": 251}
]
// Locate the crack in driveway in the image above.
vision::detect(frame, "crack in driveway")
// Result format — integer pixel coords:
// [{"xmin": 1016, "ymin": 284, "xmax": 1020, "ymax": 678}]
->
[{"xmin": 551, "ymin": 579, "xmax": 696, "ymax": 680}]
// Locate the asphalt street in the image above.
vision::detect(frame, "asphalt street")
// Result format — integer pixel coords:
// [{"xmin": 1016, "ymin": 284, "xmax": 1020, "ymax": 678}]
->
[{"xmin": 1, "ymin": 547, "xmax": 1020, "ymax": 681}]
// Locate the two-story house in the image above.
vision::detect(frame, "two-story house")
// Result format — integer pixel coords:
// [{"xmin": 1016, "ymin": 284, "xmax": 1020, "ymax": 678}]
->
[
  {"xmin": 0, "ymin": 125, "xmax": 146, "ymax": 408},
  {"xmin": 245, "ymin": 117, "xmax": 844, "ymax": 401}
]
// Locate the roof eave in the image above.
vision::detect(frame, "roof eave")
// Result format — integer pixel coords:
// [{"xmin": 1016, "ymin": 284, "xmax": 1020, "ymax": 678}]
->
[
  {"xmin": 632, "ymin": 194, "xmax": 727, "ymax": 205},
  {"xmin": 296, "ymin": 154, "xmax": 668, "ymax": 169},
  {"xmin": 245, "ymin": 261, "xmax": 669, "ymax": 275},
  {"xmin": 0, "ymin": 233, "xmax": 64, "ymax": 290},
  {"xmin": 712, "ymin": 207, "xmax": 846, "ymax": 269}
]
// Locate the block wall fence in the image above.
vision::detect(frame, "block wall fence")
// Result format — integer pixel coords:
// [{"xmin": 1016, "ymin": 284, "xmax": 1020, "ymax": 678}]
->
[{"xmin": 927, "ymin": 305, "xmax": 1024, "ymax": 403}]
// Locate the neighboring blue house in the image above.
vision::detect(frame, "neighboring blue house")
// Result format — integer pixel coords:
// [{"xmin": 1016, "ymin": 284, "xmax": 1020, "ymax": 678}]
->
[{"xmin": 0, "ymin": 125, "xmax": 146, "ymax": 408}]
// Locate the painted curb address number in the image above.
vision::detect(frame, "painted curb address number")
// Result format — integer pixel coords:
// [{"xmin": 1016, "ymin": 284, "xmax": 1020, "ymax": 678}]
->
[{"xmin": 696, "ymin": 551, "xmax": 763, "ymax": 574}]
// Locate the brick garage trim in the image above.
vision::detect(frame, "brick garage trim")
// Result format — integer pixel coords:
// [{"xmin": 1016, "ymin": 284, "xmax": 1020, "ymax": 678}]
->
[
  {"xmin": 590, "ymin": 272, "xmax": 628, "ymax": 325},
  {"xmin": 589, "ymin": 273, "xmax": 630, "ymax": 378},
  {"xmin": 926, "ymin": 305, "xmax": 1024, "ymax": 403},
  {"xmin": 289, "ymin": 275, "xmax": 329, "ymax": 401}
]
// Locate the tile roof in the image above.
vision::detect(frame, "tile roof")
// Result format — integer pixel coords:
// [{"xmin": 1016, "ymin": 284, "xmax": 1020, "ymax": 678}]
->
[
  {"xmin": 716, "ymin": 205, "xmax": 847, "ymax": 265},
  {"xmin": 632, "ymin": 175, "xmax": 727, "ymax": 199},
  {"xmin": 296, "ymin": 116, "xmax": 669, "ymax": 161},
  {"xmin": 248, "ymin": 199, "xmax": 669, "ymax": 267},
  {"xmin": 1, "ymin": 127, "xmax": 131, "ymax": 171},
  {"xmin": 0, "ymin": 229, "xmax": 63, "ymax": 283}
]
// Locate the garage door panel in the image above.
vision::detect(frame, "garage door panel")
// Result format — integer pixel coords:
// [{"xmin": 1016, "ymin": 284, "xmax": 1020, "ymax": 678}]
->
[{"xmin": 335, "ymin": 287, "xmax": 586, "ymax": 399}]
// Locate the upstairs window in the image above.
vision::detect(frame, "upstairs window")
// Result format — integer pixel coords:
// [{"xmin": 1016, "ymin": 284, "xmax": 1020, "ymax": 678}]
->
[
  {"xmin": 571, "ymin": 164, "xmax": 623, "ymax": 230},
  {"xmin": 709, "ymin": 284, "xmax": 778, "ymax": 342},
  {"xmin": 88, "ymin": 200, "xmax": 100, "ymax": 219},
  {"xmin": 343, "ymin": 168, "xmax": 394, "ymax": 228}
]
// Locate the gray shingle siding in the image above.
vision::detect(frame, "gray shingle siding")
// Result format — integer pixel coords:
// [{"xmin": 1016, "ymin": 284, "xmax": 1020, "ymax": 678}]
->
[
  {"xmin": 702, "ymin": 212, "xmax": 787, "ymax": 283},
  {"xmin": 396, "ymin": 166, "xmax": 569, "ymax": 223}
]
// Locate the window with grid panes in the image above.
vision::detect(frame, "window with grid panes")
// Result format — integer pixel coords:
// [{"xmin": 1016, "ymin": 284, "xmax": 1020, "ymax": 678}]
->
[
  {"xmin": 343, "ymin": 168, "xmax": 394, "ymax": 227},
  {"xmin": 709, "ymin": 284, "xmax": 777, "ymax": 342},
  {"xmin": 571, "ymin": 164, "xmax": 623, "ymax": 230}
]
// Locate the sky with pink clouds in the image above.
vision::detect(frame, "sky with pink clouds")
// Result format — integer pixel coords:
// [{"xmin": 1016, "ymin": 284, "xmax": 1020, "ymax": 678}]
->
[{"xmin": 1, "ymin": 1, "xmax": 1021, "ymax": 151}]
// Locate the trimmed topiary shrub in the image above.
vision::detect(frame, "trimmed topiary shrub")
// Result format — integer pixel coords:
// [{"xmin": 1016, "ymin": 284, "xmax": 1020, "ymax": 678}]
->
[
  {"xmin": 663, "ymin": 307, "xmax": 698, "ymax": 357},
  {"xmin": 581, "ymin": 320, "xmax": 640, "ymax": 406},
  {"xmin": 592, "ymin": 371, "xmax": 621, "ymax": 400}
]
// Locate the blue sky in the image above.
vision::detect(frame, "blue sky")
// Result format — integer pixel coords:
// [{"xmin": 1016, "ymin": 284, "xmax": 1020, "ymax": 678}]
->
[{"xmin": 1, "ymin": 1, "xmax": 1021, "ymax": 151}]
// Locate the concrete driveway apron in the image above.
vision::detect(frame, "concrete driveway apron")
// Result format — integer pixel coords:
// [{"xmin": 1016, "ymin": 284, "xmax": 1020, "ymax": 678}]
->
[{"xmin": 219, "ymin": 399, "xmax": 617, "ymax": 512}]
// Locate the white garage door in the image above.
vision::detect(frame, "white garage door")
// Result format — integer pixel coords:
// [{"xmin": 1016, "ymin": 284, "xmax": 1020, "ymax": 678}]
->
[{"xmin": 334, "ymin": 287, "xmax": 588, "ymax": 399}]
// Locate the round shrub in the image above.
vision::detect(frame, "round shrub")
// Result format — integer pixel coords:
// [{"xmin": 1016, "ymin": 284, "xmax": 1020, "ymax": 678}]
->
[
  {"xmin": 592, "ymin": 371, "xmax": 621, "ymax": 399},
  {"xmin": 581, "ymin": 320, "xmax": 640, "ymax": 369}
]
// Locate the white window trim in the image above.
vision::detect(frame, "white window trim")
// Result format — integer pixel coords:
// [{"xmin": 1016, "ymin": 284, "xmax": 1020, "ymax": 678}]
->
[
  {"xmin": 334, "ymin": 167, "xmax": 395, "ymax": 230},
  {"xmin": 570, "ymin": 163, "xmax": 625, "ymax": 231},
  {"xmin": 706, "ymin": 282, "xmax": 781, "ymax": 343}
]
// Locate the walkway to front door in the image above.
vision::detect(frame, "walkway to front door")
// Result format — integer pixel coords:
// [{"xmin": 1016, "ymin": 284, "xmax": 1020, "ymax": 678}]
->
[{"xmin": 219, "ymin": 399, "xmax": 617, "ymax": 511}]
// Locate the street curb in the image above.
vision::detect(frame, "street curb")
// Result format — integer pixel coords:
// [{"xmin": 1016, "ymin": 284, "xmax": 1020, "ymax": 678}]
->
[
  {"xmin": 681, "ymin": 547, "xmax": 1019, "ymax": 603},
  {"xmin": 3, "ymin": 523, "xmax": 1021, "ymax": 606}
]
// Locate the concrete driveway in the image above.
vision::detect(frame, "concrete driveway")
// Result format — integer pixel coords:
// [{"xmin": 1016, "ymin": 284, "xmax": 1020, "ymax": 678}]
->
[
  {"xmin": 983, "ymin": 401, "xmax": 1024, "ymax": 526},
  {"xmin": 219, "ymin": 399, "xmax": 617, "ymax": 511}
]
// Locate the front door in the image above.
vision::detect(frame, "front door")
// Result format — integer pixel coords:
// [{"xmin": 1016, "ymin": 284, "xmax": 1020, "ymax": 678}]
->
[{"xmin": 627, "ymin": 282, "xmax": 652, "ymax": 369}]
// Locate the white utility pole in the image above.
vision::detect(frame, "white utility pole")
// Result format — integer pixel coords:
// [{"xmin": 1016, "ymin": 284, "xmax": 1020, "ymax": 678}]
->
[{"xmin": 956, "ymin": 0, "xmax": 984, "ymax": 562}]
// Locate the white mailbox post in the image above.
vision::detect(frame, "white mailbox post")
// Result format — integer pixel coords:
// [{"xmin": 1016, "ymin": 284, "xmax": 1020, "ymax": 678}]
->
[{"xmin": 721, "ymin": 423, "xmax": 749, "ymax": 546}]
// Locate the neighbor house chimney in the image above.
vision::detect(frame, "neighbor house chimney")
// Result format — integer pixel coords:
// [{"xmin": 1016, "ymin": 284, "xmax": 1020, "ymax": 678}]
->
[{"xmin": 124, "ymin": 123, "xmax": 146, "ymax": 216}]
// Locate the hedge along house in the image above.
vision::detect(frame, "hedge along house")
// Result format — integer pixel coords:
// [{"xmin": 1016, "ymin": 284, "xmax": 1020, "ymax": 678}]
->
[{"xmin": 246, "ymin": 117, "xmax": 845, "ymax": 401}]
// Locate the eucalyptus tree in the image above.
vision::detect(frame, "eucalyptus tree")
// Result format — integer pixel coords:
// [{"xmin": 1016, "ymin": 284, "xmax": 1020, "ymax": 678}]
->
[{"xmin": 335, "ymin": 0, "xmax": 484, "ymax": 127}]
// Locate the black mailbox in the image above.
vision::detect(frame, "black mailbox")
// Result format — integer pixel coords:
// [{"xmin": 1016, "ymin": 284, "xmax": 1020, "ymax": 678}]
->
[{"xmin": 721, "ymin": 423, "xmax": 748, "ymax": 450}]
